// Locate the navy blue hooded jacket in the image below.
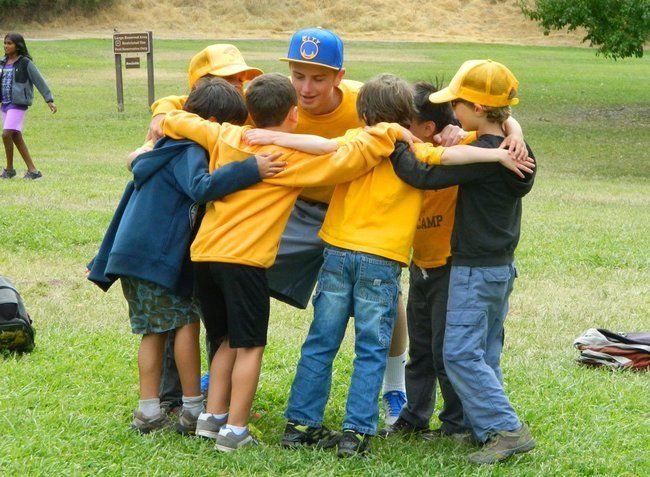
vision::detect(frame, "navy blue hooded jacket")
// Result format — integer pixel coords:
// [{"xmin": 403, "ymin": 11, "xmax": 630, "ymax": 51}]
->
[{"xmin": 88, "ymin": 137, "xmax": 260, "ymax": 295}]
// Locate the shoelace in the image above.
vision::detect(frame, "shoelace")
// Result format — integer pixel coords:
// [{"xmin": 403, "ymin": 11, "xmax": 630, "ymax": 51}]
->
[{"xmin": 385, "ymin": 391, "xmax": 406, "ymax": 416}]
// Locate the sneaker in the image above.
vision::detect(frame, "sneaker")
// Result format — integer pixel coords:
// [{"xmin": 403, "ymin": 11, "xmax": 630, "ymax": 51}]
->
[
  {"xmin": 195, "ymin": 413, "xmax": 228, "ymax": 440},
  {"xmin": 281, "ymin": 421, "xmax": 340, "ymax": 449},
  {"xmin": 175, "ymin": 408, "xmax": 200, "ymax": 436},
  {"xmin": 200, "ymin": 371, "xmax": 210, "ymax": 395},
  {"xmin": 160, "ymin": 400, "xmax": 181, "ymax": 418},
  {"xmin": 215, "ymin": 428, "xmax": 259, "ymax": 452},
  {"xmin": 130, "ymin": 410, "xmax": 170, "ymax": 434},
  {"xmin": 23, "ymin": 170, "xmax": 42, "ymax": 180},
  {"xmin": 0, "ymin": 168, "xmax": 16, "ymax": 179},
  {"xmin": 467, "ymin": 424, "xmax": 535, "ymax": 464},
  {"xmin": 382, "ymin": 390, "xmax": 407, "ymax": 426},
  {"xmin": 421, "ymin": 427, "xmax": 479, "ymax": 445},
  {"xmin": 379, "ymin": 416, "xmax": 428, "ymax": 437},
  {"xmin": 337, "ymin": 430, "xmax": 371, "ymax": 458}
]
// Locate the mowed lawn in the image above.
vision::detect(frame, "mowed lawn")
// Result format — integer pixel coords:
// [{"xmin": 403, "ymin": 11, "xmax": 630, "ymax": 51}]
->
[{"xmin": 0, "ymin": 38, "xmax": 648, "ymax": 476}]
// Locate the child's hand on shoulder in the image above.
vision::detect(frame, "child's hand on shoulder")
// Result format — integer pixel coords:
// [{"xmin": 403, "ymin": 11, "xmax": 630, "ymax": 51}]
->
[
  {"xmin": 499, "ymin": 133, "xmax": 527, "ymax": 162},
  {"xmin": 498, "ymin": 149, "xmax": 536, "ymax": 178},
  {"xmin": 256, "ymin": 152, "xmax": 287, "ymax": 178},
  {"xmin": 434, "ymin": 124, "xmax": 467, "ymax": 146}
]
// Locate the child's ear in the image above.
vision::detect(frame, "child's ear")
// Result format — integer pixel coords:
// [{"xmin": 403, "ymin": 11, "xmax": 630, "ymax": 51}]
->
[
  {"xmin": 427, "ymin": 121, "xmax": 437, "ymax": 137},
  {"xmin": 474, "ymin": 104, "xmax": 486, "ymax": 115},
  {"xmin": 334, "ymin": 68, "xmax": 345, "ymax": 87},
  {"xmin": 288, "ymin": 106, "xmax": 299, "ymax": 124}
]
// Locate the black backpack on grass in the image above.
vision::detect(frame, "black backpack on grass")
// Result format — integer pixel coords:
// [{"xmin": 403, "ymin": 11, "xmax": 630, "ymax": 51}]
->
[{"xmin": 0, "ymin": 276, "xmax": 35, "ymax": 353}]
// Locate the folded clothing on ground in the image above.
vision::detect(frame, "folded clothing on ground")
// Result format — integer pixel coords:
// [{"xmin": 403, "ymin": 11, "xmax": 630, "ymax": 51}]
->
[{"xmin": 573, "ymin": 328, "xmax": 650, "ymax": 370}]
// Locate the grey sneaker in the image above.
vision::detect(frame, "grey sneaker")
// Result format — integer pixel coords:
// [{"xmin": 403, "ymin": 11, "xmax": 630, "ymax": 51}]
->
[
  {"xmin": 175, "ymin": 408, "xmax": 200, "ymax": 436},
  {"xmin": 195, "ymin": 413, "xmax": 228, "ymax": 440},
  {"xmin": 215, "ymin": 428, "xmax": 259, "ymax": 452},
  {"xmin": 468, "ymin": 424, "xmax": 535, "ymax": 464},
  {"xmin": 130, "ymin": 410, "xmax": 170, "ymax": 434},
  {"xmin": 0, "ymin": 168, "xmax": 16, "ymax": 179},
  {"xmin": 23, "ymin": 170, "xmax": 42, "ymax": 180}
]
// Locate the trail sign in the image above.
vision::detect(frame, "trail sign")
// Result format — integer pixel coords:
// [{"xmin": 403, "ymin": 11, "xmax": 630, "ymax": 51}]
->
[
  {"xmin": 125, "ymin": 57, "xmax": 141, "ymax": 69},
  {"xmin": 113, "ymin": 31, "xmax": 155, "ymax": 112},
  {"xmin": 113, "ymin": 33, "xmax": 150, "ymax": 54}
]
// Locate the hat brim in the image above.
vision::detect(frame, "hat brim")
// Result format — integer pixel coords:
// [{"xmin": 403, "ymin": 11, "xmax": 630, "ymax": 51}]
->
[
  {"xmin": 279, "ymin": 58, "xmax": 341, "ymax": 71},
  {"xmin": 209, "ymin": 64, "xmax": 263, "ymax": 81},
  {"xmin": 428, "ymin": 87, "xmax": 457, "ymax": 104}
]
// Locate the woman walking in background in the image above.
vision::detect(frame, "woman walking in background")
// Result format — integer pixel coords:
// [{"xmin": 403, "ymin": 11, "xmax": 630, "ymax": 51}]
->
[{"xmin": 1, "ymin": 32, "xmax": 56, "ymax": 180}]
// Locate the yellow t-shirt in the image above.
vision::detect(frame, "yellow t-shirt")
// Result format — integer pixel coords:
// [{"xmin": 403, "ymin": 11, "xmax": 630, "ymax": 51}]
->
[
  {"xmin": 410, "ymin": 132, "xmax": 478, "ymax": 268},
  {"xmin": 320, "ymin": 129, "xmax": 446, "ymax": 265}
]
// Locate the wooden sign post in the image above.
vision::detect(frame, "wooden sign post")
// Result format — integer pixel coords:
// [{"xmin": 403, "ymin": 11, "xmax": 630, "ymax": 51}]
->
[{"xmin": 113, "ymin": 31, "xmax": 154, "ymax": 112}]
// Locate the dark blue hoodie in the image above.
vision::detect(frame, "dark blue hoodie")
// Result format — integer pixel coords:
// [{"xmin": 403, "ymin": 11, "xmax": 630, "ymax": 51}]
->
[{"xmin": 88, "ymin": 137, "xmax": 260, "ymax": 295}]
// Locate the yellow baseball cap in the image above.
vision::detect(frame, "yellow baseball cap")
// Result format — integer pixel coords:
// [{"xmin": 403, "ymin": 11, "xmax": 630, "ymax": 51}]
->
[
  {"xmin": 188, "ymin": 44, "xmax": 263, "ymax": 89},
  {"xmin": 429, "ymin": 60, "xmax": 519, "ymax": 107}
]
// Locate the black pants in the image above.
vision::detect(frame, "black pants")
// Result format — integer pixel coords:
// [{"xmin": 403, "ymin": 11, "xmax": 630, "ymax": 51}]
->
[{"xmin": 399, "ymin": 262, "xmax": 466, "ymax": 434}]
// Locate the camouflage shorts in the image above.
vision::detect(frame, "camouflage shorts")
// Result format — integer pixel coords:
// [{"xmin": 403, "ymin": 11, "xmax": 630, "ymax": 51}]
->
[{"xmin": 120, "ymin": 277, "xmax": 201, "ymax": 335}]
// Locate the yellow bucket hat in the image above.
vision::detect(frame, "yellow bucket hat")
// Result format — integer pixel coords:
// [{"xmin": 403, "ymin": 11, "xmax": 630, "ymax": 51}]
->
[
  {"xmin": 188, "ymin": 44, "xmax": 263, "ymax": 89},
  {"xmin": 429, "ymin": 60, "xmax": 519, "ymax": 107}
]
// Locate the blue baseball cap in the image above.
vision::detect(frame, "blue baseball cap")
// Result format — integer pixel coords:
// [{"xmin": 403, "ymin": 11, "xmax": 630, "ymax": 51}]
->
[{"xmin": 279, "ymin": 27, "xmax": 344, "ymax": 71}]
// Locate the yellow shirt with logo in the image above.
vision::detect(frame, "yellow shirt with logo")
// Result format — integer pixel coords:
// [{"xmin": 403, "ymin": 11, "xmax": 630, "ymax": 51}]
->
[
  {"xmin": 295, "ymin": 79, "xmax": 365, "ymax": 204},
  {"xmin": 411, "ymin": 132, "xmax": 478, "ymax": 268},
  {"xmin": 319, "ymin": 130, "xmax": 448, "ymax": 266},
  {"xmin": 161, "ymin": 111, "xmax": 404, "ymax": 268}
]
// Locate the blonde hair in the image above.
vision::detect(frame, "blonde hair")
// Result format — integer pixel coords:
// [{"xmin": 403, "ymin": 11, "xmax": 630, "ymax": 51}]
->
[{"xmin": 481, "ymin": 89, "xmax": 517, "ymax": 123}]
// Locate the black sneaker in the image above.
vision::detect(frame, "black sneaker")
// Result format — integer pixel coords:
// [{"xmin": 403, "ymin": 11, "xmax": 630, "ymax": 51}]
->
[
  {"xmin": 337, "ymin": 430, "xmax": 371, "ymax": 458},
  {"xmin": 0, "ymin": 168, "xmax": 16, "ymax": 179},
  {"xmin": 23, "ymin": 170, "xmax": 42, "ymax": 180},
  {"xmin": 380, "ymin": 416, "xmax": 428, "ymax": 437},
  {"xmin": 421, "ymin": 427, "xmax": 479, "ymax": 445},
  {"xmin": 282, "ymin": 421, "xmax": 340, "ymax": 449}
]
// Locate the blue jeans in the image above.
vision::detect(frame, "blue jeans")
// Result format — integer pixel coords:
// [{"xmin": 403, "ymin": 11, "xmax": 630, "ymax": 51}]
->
[
  {"xmin": 285, "ymin": 246, "xmax": 401, "ymax": 435},
  {"xmin": 443, "ymin": 264, "xmax": 522, "ymax": 442}
]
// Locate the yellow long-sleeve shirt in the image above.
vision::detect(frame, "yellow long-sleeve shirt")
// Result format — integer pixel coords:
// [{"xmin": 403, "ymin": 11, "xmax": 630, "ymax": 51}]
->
[
  {"xmin": 161, "ymin": 111, "xmax": 403, "ymax": 268},
  {"xmin": 320, "ymin": 131, "xmax": 449, "ymax": 265},
  {"xmin": 151, "ymin": 95, "xmax": 188, "ymax": 117}
]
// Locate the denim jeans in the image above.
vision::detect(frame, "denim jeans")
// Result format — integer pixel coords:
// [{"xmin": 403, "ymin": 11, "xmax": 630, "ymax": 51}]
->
[
  {"xmin": 285, "ymin": 246, "xmax": 401, "ymax": 435},
  {"xmin": 443, "ymin": 264, "xmax": 522, "ymax": 442}
]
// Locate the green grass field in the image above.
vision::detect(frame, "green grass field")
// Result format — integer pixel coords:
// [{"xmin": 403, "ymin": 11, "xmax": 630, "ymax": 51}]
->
[{"xmin": 0, "ymin": 38, "xmax": 649, "ymax": 476}]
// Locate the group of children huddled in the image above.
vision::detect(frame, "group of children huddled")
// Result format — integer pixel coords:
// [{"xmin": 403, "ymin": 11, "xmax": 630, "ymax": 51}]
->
[{"xmin": 89, "ymin": 27, "xmax": 537, "ymax": 464}]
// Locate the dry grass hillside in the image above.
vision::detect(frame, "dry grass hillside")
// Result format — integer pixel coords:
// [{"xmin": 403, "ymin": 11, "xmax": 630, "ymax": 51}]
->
[{"xmin": 14, "ymin": 0, "xmax": 585, "ymax": 46}]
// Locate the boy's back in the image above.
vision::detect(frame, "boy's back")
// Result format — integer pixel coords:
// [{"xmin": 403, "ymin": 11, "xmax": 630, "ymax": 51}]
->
[{"xmin": 451, "ymin": 134, "xmax": 535, "ymax": 265}]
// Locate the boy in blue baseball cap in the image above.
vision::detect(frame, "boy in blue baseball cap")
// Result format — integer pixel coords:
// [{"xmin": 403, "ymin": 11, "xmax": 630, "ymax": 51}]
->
[{"xmin": 271, "ymin": 27, "xmax": 413, "ymax": 428}]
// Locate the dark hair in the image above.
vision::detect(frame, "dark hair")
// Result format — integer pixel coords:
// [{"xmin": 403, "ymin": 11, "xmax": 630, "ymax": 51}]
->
[
  {"xmin": 4, "ymin": 32, "xmax": 31, "ymax": 60},
  {"xmin": 412, "ymin": 81, "xmax": 459, "ymax": 130},
  {"xmin": 245, "ymin": 73, "xmax": 297, "ymax": 128},
  {"xmin": 183, "ymin": 77, "xmax": 248, "ymax": 125},
  {"xmin": 357, "ymin": 74, "xmax": 414, "ymax": 128}
]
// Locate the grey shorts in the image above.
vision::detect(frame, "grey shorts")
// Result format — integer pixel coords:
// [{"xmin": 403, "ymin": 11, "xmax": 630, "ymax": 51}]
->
[{"xmin": 266, "ymin": 199, "xmax": 327, "ymax": 309}]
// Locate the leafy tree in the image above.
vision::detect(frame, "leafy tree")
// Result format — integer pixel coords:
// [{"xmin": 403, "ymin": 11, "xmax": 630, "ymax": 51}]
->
[{"xmin": 520, "ymin": 0, "xmax": 650, "ymax": 59}]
